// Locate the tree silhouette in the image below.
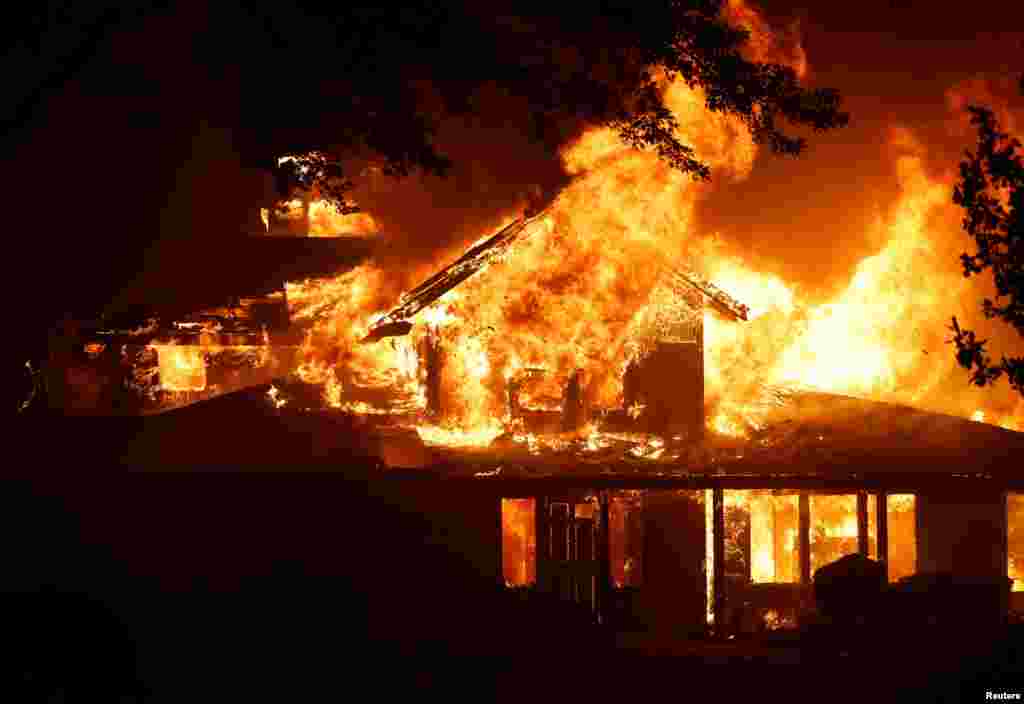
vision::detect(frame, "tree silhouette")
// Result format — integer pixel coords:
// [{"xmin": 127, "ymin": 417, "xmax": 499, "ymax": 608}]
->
[
  {"xmin": 949, "ymin": 75, "xmax": 1024, "ymax": 396},
  {"xmin": 240, "ymin": 2, "xmax": 850, "ymax": 212}
]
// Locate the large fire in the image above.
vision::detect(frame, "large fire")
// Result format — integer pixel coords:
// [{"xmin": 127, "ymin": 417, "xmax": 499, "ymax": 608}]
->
[{"xmin": 271, "ymin": 2, "xmax": 1023, "ymax": 444}]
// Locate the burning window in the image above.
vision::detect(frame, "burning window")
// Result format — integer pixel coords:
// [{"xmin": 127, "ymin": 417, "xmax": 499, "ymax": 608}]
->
[
  {"xmin": 886, "ymin": 494, "xmax": 916, "ymax": 582},
  {"xmin": 83, "ymin": 342, "xmax": 106, "ymax": 360},
  {"xmin": 809, "ymin": 494, "xmax": 859, "ymax": 574},
  {"xmin": 725, "ymin": 490, "xmax": 799, "ymax": 584},
  {"xmin": 609, "ymin": 490, "xmax": 644, "ymax": 588},
  {"xmin": 153, "ymin": 345, "xmax": 207, "ymax": 392},
  {"xmin": 501, "ymin": 498, "xmax": 536, "ymax": 587},
  {"xmin": 1008, "ymin": 493, "xmax": 1024, "ymax": 593}
]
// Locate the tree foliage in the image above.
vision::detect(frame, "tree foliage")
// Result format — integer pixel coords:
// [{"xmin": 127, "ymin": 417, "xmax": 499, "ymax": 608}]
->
[
  {"xmin": 243, "ymin": 1, "xmax": 849, "ymax": 212},
  {"xmin": 949, "ymin": 76, "xmax": 1024, "ymax": 396}
]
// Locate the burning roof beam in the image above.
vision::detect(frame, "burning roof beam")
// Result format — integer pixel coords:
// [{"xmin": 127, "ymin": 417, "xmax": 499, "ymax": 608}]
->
[
  {"xmin": 666, "ymin": 267, "xmax": 751, "ymax": 322},
  {"xmin": 363, "ymin": 208, "xmax": 552, "ymax": 343}
]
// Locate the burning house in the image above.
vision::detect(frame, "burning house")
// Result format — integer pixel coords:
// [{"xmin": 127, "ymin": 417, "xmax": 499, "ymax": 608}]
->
[
  {"xmin": 36, "ymin": 197, "xmax": 1024, "ymax": 650},
  {"xmin": 24, "ymin": 27, "xmax": 1024, "ymax": 662}
]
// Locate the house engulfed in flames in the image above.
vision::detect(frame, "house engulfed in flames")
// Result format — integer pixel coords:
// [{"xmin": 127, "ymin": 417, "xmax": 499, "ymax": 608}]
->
[{"xmin": 40, "ymin": 201, "xmax": 1024, "ymax": 640}]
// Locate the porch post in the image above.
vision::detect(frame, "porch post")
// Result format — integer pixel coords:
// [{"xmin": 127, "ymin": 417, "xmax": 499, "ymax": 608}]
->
[
  {"xmin": 535, "ymin": 496, "xmax": 549, "ymax": 593},
  {"xmin": 857, "ymin": 491, "xmax": 869, "ymax": 556},
  {"xmin": 712, "ymin": 487, "xmax": 726, "ymax": 634},
  {"xmin": 799, "ymin": 492, "xmax": 811, "ymax": 584},
  {"xmin": 598, "ymin": 491, "xmax": 611, "ymax": 626},
  {"xmin": 876, "ymin": 492, "xmax": 889, "ymax": 582}
]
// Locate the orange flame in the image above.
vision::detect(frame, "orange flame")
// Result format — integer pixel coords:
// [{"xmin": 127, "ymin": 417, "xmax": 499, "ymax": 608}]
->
[
  {"xmin": 272, "ymin": 7, "xmax": 1023, "ymax": 444},
  {"xmin": 152, "ymin": 345, "xmax": 207, "ymax": 392}
]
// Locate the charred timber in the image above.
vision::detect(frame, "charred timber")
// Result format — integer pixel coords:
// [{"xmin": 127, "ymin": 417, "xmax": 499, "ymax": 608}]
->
[
  {"xmin": 421, "ymin": 329, "xmax": 444, "ymax": 418},
  {"xmin": 363, "ymin": 209, "xmax": 551, "ymax": 342},
  {"xmin": 666, "ymin": 267, "xmax": 750, "ymax": 322},
  {"xmin": 560, "ymin": 370, "xmax": 585, "ymax": 432},
  {"xmin": 363, "ymin": 321, "xmax": 414, "ymax": 344}
]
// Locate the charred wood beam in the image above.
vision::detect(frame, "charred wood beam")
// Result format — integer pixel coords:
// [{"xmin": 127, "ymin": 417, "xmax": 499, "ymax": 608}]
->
[
  {"xmin": 712, "ymin": 487, "xmax": 726, "ymax": 634},
  {"xmin": 799, "ymin": 492, "xmax": 811, "ymax": 585},
  {"xmin": 560, "ymin": 369, "xmax": 584, "ymax": 432},
  {"xmin": 857, "ymin": 491, "xmax": 869, "ymax": 556},
  {"xmin": 495, "ymin": 495, "xmax": 504, "ymax": 589},
  {"xmin": 876, "ymin": 491, "xmax": 889, "ymax": 581},
  {"xmin": 422, "ymin": 329, "xmax": 444, "ymax": 419},
  {"xmin": 598, "ymin": 492, "xmax": 611, "ymax": 627},
  {"xmin": 666, "ymin": 267, "xmax": 750, "ymax": 322},
  {"xmin": 535, "ymin": 496, "xmax": 549, "ymax": 594},
  {"xmin": 363, "ymin": 209, "xmax": 551, "ymax": 342}
]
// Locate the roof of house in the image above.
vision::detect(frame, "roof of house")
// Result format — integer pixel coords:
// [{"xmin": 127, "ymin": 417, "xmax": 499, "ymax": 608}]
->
[{"xmin": 23, "ymin": 385, "xmax": 1024, "ymax": 490}]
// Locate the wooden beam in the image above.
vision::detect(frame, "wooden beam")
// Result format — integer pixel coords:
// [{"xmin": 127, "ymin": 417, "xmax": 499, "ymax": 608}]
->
[
  {"xmin": 857, "ymin": 491, "xmax": 869, "ymax": 556},
  {"xmin": 876, "ymin": 491, "xmax": 889, "ymax": 581},
  {"xmin": 712, "ymin": 487, "xmax": 726, "ymax": 634},
  {"xmin": 1003, "ymin": 491, "xmax": 1010, "ymax": 595},
  {"xmin": 560, "ymin": 369, "xmax": 584, "ymax": 432},
  {"xmin": 422, "ymin": 328, "xmax": 443, "ymax": 419},
  {"xmin": 799, "ymin": 492, "xmax": 811, "ymax": 584},
  {"xmin": 496, "ymin": 495, "xmax": 504, "ymax": 588},
  {"xmin": 598, "ymin": 492, "xmax": 611, "ymax": 627},
  {"xmin": 535, "ymin": 496, "xmax": 549, "ymax": 594},
  {"xmin": 365, "ymin": 210, "xmax": 551, "ymax": 341}
]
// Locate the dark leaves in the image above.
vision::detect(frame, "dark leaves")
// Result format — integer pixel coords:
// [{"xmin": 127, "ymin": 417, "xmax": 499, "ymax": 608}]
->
[
  {"xmin": 257, "ymin": 2, "xmax": 848, "ymax": 188},
  {"xmin": 948, "ymin": 75, "xmax": 1024, "ymax": 397}
]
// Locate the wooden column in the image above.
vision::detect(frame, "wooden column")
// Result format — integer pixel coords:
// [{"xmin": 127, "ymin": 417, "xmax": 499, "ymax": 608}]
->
[
  {"xmin": 876, "ymin": 492, "xmax": 889, "ymax": 582},
  {"xmin": 712, "ymin": 487, "xmax": 726, "ymax": 634},
  {"xmin": 598, "ymin": 492, "xmax": 612, "ymax": 626},
  {"xmin": 799, "ymin": 492, "xmax": 811, "ymax": 584},
  {"xmin": 857, "ymin": 492, "xmax": 869, "ymax": 556},
  {"xmin": 1002, "ymin": 491, "xmax": 1010, "ymax": 594},
  {"xmin": 423, "ymin": 328, "xmax": 443, "ymax": 419},
  {"xmin": 535, "ymin": 496, "xmax": 549, "ymax": 594},
  {"xmin": 560, "ymin": 369, "xmax": 584, "ymax": 432},
  {"xmin": 496, "ymin": 495, "xmax": 505, "ymax": 589}
]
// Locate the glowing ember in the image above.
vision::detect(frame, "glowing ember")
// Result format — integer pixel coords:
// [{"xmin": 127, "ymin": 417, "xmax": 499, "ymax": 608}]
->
[
  {"xmin": 267, "ymin": 385, "xmax": 286, "ymax": 409},
  {"xmin": 416, "ymin": 423, "xmax": 504, "ymax": 448}
]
